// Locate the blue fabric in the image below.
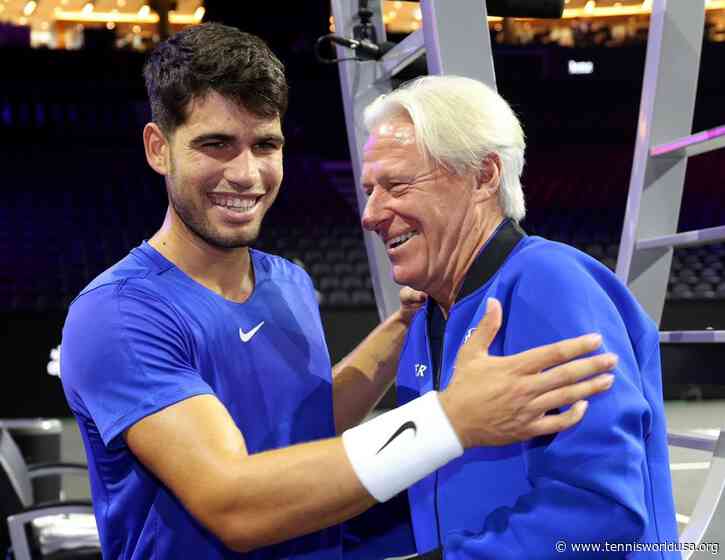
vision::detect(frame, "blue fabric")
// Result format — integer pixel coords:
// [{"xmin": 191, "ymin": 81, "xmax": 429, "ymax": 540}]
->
[
  {"xmin": 61, "ymin": 242, "xmax": 341, "ymax": 560},
  {"xmin": 397, "ymin": 234, "xmax": 679, "ymax": 559},
  {"xmin": 342, "ymin": 492, "xmax": 416, "ymax": 559}
]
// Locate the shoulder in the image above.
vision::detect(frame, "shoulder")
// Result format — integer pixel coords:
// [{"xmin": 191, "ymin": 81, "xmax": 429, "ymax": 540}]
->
[
  {"xmin": 68, "ymin": 274, "xmax": 178, "ymax": 330},
  {"xmin": 64, "ymin": 250, "xmax": 186, "ymax": 356},
  {"xmin": 505, "ymin": 236, "xmax": 614, "ymax": 293},
  {"xmin": 72, "ymin": 242, "xmax": 170, "ymax": 303},
  {"xmin": 510, "ymin": 236, "xmax": 592, "ymax": 272},
  {"xmin": 252, "ymin": 249, "xmax": 315, "ymax": 290},
  {"xmin": 494, "ymin": 236, "xmax": 646, "ymax": 332},
  {"xmin": 62, "ymin": 275, "xmax": 194, "ymax": 405},
  {"xmin": 501, "ymin": 236, "xmax": 655, "ymax": 338}
]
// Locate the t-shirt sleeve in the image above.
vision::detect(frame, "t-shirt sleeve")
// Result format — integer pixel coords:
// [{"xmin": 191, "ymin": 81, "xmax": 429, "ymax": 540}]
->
[{"xmin": 61, "ymin": 283, "xmax": 214, "ymax": 446}]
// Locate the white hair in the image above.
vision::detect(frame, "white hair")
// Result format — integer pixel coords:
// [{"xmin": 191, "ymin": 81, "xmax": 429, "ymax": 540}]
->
[{"xmin": 363, "ymin": 75, "xmax": 526, "ymax": 222}]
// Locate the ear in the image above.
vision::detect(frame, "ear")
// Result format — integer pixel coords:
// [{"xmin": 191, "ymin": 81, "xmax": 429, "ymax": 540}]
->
[
  {"xmin": 472, "ymin": 153, "xmax": 501, "ymax": 203},
  {"xmin": 143, "ymin": 122, "xmax": 170, "ymax": 176}
]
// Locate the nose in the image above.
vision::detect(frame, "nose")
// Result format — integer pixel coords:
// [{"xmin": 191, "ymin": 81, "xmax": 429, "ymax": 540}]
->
[
  {"xmin": 224, "ymin": 149, "xmax": 260, "ymax": 189},
  {"xmin": 361, "ymin": 187, "xmax": 390, "ymax": 233}
]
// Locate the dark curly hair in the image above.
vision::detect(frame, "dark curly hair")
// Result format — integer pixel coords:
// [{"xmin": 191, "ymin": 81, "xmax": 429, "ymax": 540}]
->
[{"xmin": 143, "ymin": 23, "xmax": 288, "ymax": 136}]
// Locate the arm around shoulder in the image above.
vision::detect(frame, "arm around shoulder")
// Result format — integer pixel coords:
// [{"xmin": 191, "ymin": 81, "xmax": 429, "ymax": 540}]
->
[{"xmin": 124, "ymin": 394, "xmax": 376, "ymax": 552}]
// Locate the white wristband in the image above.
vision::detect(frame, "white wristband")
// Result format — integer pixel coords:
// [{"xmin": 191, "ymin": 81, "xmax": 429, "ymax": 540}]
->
[{"xmin": 342, "ymin": 391, "xmax": 464, "ymax": 503}]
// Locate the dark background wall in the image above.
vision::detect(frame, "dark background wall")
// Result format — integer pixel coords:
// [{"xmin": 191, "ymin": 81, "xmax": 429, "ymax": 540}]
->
[
  {"xmin": 2, "ymin": 20, "xmax": 725, "ymax": 417},
  {"xmin": 3, "ymin": 298, "xmax": 724, "ymax": 419}
]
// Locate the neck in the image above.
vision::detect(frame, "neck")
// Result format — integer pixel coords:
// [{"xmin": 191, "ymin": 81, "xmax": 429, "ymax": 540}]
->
[
  {"xmin": 432, "ymin": 212, "xmax": 505, "ymax": 316},
  {"xmin": 149, "ymin": 207, "xmax": 255, "ymax": 303}
]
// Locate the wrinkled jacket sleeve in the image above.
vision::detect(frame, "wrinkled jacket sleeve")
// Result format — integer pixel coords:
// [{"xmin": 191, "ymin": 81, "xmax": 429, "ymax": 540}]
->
[{"xmin": 444, "ymin": 259, "xmax": 655, "ymax": 559}]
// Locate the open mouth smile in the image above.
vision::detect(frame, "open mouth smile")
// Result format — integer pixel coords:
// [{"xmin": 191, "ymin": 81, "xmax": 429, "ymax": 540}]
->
[
  {"xmin": 386, "ymin": 230, "xmax": 419, "ymax": 250},
  {"xmin": 208, "ymin": 193, "xmax": 262, "ymax": 214}
]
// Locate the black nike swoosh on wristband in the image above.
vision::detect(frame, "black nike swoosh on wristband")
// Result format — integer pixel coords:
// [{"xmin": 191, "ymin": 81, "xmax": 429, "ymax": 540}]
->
[{"xmin": 376, "ymin": 420, "xmax": 417, "ymax": 454}]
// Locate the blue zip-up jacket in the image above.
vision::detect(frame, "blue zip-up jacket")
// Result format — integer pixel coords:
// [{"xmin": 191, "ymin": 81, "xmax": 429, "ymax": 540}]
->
[{"xmin": 397, "ymin": 221, "xmax": 678, "ymax": 558}]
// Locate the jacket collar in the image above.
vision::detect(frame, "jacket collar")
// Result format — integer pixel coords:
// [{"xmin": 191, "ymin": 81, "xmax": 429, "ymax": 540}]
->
[{"xmin": 451, "ymin": 218, "xmax": 526, "ymax": 305}]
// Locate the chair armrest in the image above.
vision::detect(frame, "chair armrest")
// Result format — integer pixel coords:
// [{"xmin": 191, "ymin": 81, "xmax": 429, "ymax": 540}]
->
[
  {"xmin": 7, "ymin": 502, "xmax": 94, "ymax": 560},
  {"xmin": 13, "ymin": 499, "xmax": 93, "ymax": 515},
  {"xmin": 27, "ymin": 462, "xmax": 88, "ymax": 480}
]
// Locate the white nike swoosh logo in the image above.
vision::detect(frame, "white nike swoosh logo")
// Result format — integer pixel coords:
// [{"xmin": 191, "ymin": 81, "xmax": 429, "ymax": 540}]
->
[{"xmin": 239, "ymin": 321, "xmax": 265, "ymax": 343}]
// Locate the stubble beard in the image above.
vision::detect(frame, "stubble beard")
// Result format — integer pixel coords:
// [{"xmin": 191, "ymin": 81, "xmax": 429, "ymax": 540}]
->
[
  {"xmin": 166, "ymin": 159, "xmax": 262, "ymax": 250},
  {"xmin": 171, "ymin": 192, "xmax": 261, "ymax": 249}
]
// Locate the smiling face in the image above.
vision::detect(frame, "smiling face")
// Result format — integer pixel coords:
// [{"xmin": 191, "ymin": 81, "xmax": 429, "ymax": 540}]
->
[
  {"xmin": 146, "ymin": 90, "xmax": 284, "ymax": 250},
  {"xmin": 361, "ymin": 114, "xmax": 490, "ymax": 302}
]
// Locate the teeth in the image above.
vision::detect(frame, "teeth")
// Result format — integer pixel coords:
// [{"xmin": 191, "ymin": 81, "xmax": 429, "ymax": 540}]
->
[
  {"xmin": 210, "ymin": 195, "xmax": 259, "ymax": 212},
  {"xmin": 387, "ymin": 231, "xmax": 418, "ymax": 249}
]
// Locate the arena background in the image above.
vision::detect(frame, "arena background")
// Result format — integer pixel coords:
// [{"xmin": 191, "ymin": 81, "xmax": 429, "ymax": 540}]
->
[{"xmin": 1, "ymin": 0, "xmax": 724, "ymax": 547}]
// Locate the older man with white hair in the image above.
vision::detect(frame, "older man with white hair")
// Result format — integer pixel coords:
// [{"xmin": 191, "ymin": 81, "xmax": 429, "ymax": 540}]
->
[{"xmin": 360, "ymin": 76, "xmax": 679, "ymax": 559}]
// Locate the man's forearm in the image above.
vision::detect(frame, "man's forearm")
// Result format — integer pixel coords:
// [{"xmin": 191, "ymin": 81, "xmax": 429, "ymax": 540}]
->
[
  {"xmin": 218, "ymin": 437, "xmax": 376, "ymax": 552},
  {"xmin": 215, "ymin": 391, "xmax": 463, "ymax": 553},
  {"xmin": 332, "ymin": 310, "xmax": 410, "ymax": 432}
]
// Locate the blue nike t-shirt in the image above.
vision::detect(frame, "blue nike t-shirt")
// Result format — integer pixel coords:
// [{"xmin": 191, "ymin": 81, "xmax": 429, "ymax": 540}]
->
[{"xmin": 61, "ymin": 242, "xmax": 341, "ymax": 559}]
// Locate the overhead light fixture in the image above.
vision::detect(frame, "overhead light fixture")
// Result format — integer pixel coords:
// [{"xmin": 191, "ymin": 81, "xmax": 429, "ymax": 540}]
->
[
  {"xmin": 55, "ymin": 9, "xmax": 158, "ymax": 22},
  {"xmin": 54, "ymin": 4, "xmax": 208, "ymax": 25},
  {"xmin": 23, "ymin": 1, "xmax": 37, "ymax": 16},
  {"xmin": 138, "ymin": 4, "xmax": 150, "ymax": 17},
  {"xmin": 568, "ymin": 59, "xmax": 594, "ymax": 74},
  {"xmin": 82, "ymin": 2, "xmax": 94, "ymax": 15},
  {"xmin": 559, "ymin": 0, "xmax": 725, "ymax": 17}
]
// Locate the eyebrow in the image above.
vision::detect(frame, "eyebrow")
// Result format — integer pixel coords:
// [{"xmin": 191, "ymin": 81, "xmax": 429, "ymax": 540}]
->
[
  {"xmin": 189, "ymin": 132, "xmax": 286, "ymax": 147},
  {"xmin": 257, "ymin": 133, "xmax": 286, "ymax": 146},
  {"xmin": 189, "ymin": 133, "xmax": 236, "ymax": 147}
]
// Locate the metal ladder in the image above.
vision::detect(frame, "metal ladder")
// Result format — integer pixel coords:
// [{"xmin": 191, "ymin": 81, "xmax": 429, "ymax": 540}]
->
[{"xmin": 615, "ymin": 0, "xmax": 725, "ymax": 556}]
